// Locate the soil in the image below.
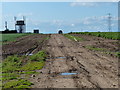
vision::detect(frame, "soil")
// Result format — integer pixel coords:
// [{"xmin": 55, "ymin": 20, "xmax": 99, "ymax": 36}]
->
[
  {"xmin": 28, "ymin": 34, "xmax": 118, "ymax": 88},
  {"xmin": 72, "ymin": 34, "xmax": 120, "ymax": 52},
  {"xmin": 2, "ymin": 34, "xmax": 50, "ymax": 58}
]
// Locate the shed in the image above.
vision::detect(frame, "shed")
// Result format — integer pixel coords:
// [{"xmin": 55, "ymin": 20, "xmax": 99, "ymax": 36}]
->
[{"xmin": 34, "ymin": 30, "xmax": 39, "ymax": 33}]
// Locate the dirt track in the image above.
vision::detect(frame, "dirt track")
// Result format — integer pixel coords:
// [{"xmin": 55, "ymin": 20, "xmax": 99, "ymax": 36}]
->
[{"xmin": 30, "ymin": 34, "xmax": 118, "ymax": 88}]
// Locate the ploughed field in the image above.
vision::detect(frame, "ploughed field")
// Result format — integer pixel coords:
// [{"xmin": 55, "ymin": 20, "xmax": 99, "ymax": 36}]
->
[
  {"xmin": 1, "ymin": 33, "xmax": 119, "ymax": 88},
  {"xmin": 2, "ymin": 34, "xmax": 50, "ymax": 58}
]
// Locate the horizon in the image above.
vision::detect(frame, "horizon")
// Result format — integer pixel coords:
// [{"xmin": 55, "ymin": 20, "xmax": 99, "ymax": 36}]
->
[{"xmin": 1, "ymin": 2, "xmax": 118, "ymax": 33}]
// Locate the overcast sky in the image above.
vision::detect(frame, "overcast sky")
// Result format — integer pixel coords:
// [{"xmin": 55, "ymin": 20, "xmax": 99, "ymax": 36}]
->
[{"xmin": 1, "ymin": 2, "xmax": 118, "ymax": 33}]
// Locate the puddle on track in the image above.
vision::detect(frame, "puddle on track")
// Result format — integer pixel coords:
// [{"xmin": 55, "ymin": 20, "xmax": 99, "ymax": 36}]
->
[
  {"xmin": 26, "ymin": 53, "xmax": 33, "ymax": 56},
  {"xmin": 60, "ymin": 73, "xmax": 78, "ymax": 75},
  {"xmin": 47, "ymin": 56, "xmax": 66, "ymax": 59},
  {"xmin": 56, "ymin": 57, "xmax": 66, "ymax": 59}
]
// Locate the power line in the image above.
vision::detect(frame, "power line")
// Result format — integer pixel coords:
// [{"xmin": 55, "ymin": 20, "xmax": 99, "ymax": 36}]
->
[{"xmin": 108, "ymin": 13, "xmax": 112, "ymax": 32}]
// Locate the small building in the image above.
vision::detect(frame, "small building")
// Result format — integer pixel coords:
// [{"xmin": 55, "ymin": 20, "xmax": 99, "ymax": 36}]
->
[
  {"xmin": 34, "ymin": 30, "xmax": 39, "ymax": 33},
  {"xmin": 58, "ymin": 30, "xmax": 63, "ymax": 34}
]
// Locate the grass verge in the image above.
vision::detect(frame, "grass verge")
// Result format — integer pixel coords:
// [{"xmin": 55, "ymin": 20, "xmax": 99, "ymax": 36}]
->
[{"xmin": 2, "ymin": 50, "xmax": 47, "ymax": 88}]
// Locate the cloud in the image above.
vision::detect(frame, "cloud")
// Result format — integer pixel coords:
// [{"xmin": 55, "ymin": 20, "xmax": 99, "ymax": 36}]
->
[
  {"xmin": 71, "ymin": 24, "xmax": 75, "ymax": 27},
  {"xmin": 70, "ymin": 2, "xmax": 98, "ymax": 7}
]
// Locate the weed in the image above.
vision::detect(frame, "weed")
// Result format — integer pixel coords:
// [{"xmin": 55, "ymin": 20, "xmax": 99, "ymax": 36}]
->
[
  {"xmin": 19, "ymin": 71, "xmax": 39, "ymax": 74},
  {"xmin": 115, "ymin": 52, "xmax": 120, "ymax": 58},
  {"xmin": 64, "ymin": 34, "xmax": 84, "ymax": 41},
  {"xmin": 20, "ymin": 61, "xmax": 45, "ymax": 71},
  {"xmin": 2, "ymin": 73, "xmax": 20, "ymax": 81},
  {"xmin": 2, "ymin": 55, "xmax": 22, "ymax": 73},
  {"xmin": 14, "ymin": 85, "xmax": 30, "ymax": 88},
  {"xmin": 30, "ymin": 51, "xmax": 46, "ymax": 61},
  {"xmin": 71, "ymin": 32, "xmax": 120, "ymax": 40},
  {"xmin": 3, "ymin": 79, "xmax": 33, "ymax": 88},
  {"xmin": 2, "ymin": 50, "xmax": 47, "ymax": 88},
  {"xmin": 85, "ymin": 46, "xmax": 106, "ymax": 51}
]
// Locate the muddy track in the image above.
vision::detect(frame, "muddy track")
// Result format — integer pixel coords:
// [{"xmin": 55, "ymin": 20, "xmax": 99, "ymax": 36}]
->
[{"xmin": 30, "ymin": 34, "xmax": 118, "ymax": 88}]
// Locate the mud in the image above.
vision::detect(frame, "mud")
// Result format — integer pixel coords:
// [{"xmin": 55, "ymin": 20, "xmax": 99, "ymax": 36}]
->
[
  {"xmin": 72, "ymin": 34, "xmax": 120, "ymax": 52},
  {"xmin": 29, "ymin": 34, "xmax": 118, "ymax": 88},
  {"xmin": 2, "ymin": 34, "xmax": 50, "ymax": 58}
]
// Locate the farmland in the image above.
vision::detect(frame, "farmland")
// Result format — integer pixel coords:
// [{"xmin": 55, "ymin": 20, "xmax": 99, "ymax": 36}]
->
[
  {"xmin": 1, "ymin": 32, "xmax": 119, "ymax": 88},
  {"xmin": 70, "ymin": 32, "xmax": 120, "ymax": 40},
  {"xmin": 0, "ymin": 33, "xmax": 32, "ymax": 45}
]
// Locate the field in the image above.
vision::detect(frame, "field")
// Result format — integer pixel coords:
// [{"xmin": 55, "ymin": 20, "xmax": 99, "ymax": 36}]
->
[
  {"xmin": 0, "ymin": 33, "xmax": 32, "ymax": 45},
  {"xmin": 70, "ymin": 32, "xmax": 120, "ymax": 40},
  {"xmin": 1, "ymin": 32, "xmax": 119, "ymax": 88}
]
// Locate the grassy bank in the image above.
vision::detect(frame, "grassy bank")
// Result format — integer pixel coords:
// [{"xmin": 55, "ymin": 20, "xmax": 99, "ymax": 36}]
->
[{"xmin": 2, "ymin": 50, "xmax": 47, "ymax": 89}]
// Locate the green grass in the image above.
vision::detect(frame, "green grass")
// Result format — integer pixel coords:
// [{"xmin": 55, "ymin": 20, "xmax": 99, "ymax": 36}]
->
[
  {"xmin": 2, "ymin": 55, "xmax": 22, "ymax": 73},
  {"xmin": 2, "ymin": 73, "xmax": 20, "ymax": 81},
  {"xmin": 64, "ymin": 34, "xmax": 84, "ymax": 41},
  {"xmin": 19, "ymin": 71, "xmax": 38, "ymax": 74},
  {"xmin": 2, "ymin": 50, "xmax": 47, "ymax": 88},
  {"xmin": 0, "ymin": 33, "xmax": 31, "ymax": 45},
  {"xmin": 2, "ymin": 33, "xmax": 30, "ymax": 42},
  {"xmin": 20, "ymin": 61, "xmax": 45, "ymax": 71},
  {"xmin": 85, "ymin": 45, "xmax": 120, "ymax": 58},
  {"xmin": 70, "ymin": 32, "xmax": 120, "ymax": 40},
  {"xmin": 115, "ymin": 52, "xmax": 120, "ymax": 58},
  {"xmin": 29, "ymin": 51, "xmax": 46, "ymax": 61},
  {"xmin": 85, "ymin": 46, "xmax": 106, "ymax": 51},
  {"xmin": 3, "ymin": 79, "xmax": 33, "ymax": 88}
]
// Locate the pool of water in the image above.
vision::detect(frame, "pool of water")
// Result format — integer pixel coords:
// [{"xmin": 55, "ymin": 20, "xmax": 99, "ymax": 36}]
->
[
  {"xmin": 60, "ymin": 73, "xmax": 78, "ymax": 75},
  {"xmin": 26, "ymin": 53, "xmax": 33, "ymax": 56},
  {"xmin": 56, "ymin": 57, "xmax": 66, "ymax": 59}
]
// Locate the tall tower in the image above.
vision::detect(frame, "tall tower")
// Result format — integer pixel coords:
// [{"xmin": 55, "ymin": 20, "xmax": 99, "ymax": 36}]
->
[
  {"xmin": 14, "ymin": 16, "xmax": 17, "ymax": 31},
  {"xmin": 5, "ymin": 21, "xmax": 8, "ymax": 30},
  {"xmin": 15, "ymin": 16, "xmax": 26, "ymax": 33},
  {"xmin": 108, "ymin": 13, "xmax": 112, "ymax": 32}
]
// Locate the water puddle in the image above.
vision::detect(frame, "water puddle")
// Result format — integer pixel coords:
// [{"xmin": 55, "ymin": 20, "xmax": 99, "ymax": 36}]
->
[
  {"xmin": 26, "ymin": 53, "xmax": 33, "ymax": 56},
  {"xmin": 55, "ymin": 57, "xmax": 66, "ymax": 59},
  {"xmin": 60, "ymin": 73, "xmax": 78, "ymax": 75},
  {"xmin": 47, "ymin": 56, "xmax": 66, "ymax": 59}
]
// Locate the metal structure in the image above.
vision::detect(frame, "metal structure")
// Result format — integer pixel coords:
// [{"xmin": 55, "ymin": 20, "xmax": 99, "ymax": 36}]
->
[
  {"xmin": 108, "ymin": 13, "xmax": 112, "ymax": 32},
  {"xmin": 5, "ymin": 21, "xmax": 8, "ymax": 30},
  {"xmin": 14, "ymin": 16, "xmax": 26, "ymax": 33}
]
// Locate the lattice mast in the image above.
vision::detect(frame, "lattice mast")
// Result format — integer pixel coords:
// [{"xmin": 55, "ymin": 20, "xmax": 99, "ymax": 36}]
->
[{"xmin": 108, "ymin": 13, "xmax": 112, "ymax": 32}]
